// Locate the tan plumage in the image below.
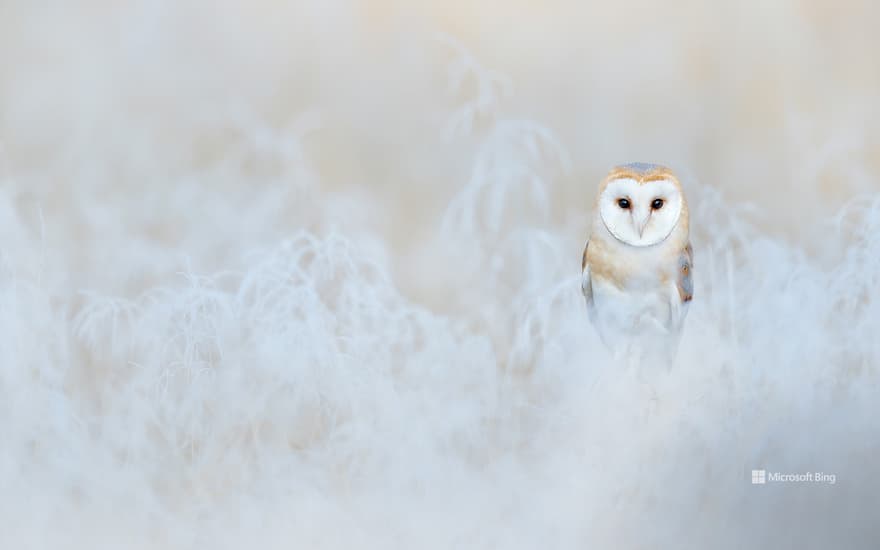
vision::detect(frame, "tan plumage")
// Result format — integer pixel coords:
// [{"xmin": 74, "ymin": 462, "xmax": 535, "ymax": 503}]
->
[{"xmin": 581, "ymin": 163, "xmax": 693, "ymax": 359}]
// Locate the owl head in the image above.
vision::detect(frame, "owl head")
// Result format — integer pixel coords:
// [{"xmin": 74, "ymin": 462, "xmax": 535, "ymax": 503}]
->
[{"xmin": 596, "ymin": 162, "xmax": 688, "ymax": 247}]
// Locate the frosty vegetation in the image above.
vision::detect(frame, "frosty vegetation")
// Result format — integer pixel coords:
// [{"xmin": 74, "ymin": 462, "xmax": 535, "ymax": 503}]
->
[{"xmin": 0, "ymin": 2, "xmax": 878, "ymax": 549}]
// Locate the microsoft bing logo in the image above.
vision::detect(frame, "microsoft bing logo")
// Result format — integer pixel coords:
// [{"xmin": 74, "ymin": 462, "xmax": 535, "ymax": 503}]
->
[{"xmin": 749, "ymin": 468, "xmax": 836, "ymax": 485}]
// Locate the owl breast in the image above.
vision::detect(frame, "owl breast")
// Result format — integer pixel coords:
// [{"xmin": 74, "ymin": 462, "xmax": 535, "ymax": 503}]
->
[
  {"xmin": 592, "ymin": 277, "xmax": 673, "ymax": 330},
  {"xmin": 589, "ymin": 271, "xmax": 684, "ymax": 356}
]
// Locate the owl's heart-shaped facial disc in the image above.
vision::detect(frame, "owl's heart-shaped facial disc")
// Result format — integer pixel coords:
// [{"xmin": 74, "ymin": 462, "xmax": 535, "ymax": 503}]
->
[{"xmin": 599, "ymin": 177, "xmax": 683, "ymax": 247}]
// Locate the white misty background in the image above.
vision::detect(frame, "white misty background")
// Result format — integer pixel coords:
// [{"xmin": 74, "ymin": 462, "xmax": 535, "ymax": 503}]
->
[{"xmin": 0, "ymin": 2, "xmax": 878, "ymax": 549}]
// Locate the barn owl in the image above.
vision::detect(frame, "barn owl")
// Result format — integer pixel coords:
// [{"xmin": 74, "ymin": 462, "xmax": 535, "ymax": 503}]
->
[{"xmin": 581, "ymin": 163, "xmax": 693, "ymax": 360}]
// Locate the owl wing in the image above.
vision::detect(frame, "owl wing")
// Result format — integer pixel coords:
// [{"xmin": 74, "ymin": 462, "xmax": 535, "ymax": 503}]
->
[
  {"xmin": 676, "ymin": 242, "xmax": 694, "ymax": 303},
  {"xmin": 581, "ymin": 240, "xmax": 596, "ymax": 323}
]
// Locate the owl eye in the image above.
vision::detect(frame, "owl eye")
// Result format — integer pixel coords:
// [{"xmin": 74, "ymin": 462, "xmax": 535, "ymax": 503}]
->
[
  {"xmin": 617, "ymin": 198, "xmax": 631, "ymax": 209},
  {"xmin": 651, "ymin": 198, "xmax": 664, "ymax": 210}
]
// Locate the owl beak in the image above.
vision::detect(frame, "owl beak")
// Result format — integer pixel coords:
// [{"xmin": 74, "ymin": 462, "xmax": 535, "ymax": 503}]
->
[{"xmin": 635, "ymin": 211, "xmax": 651, "ymax": 238}]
